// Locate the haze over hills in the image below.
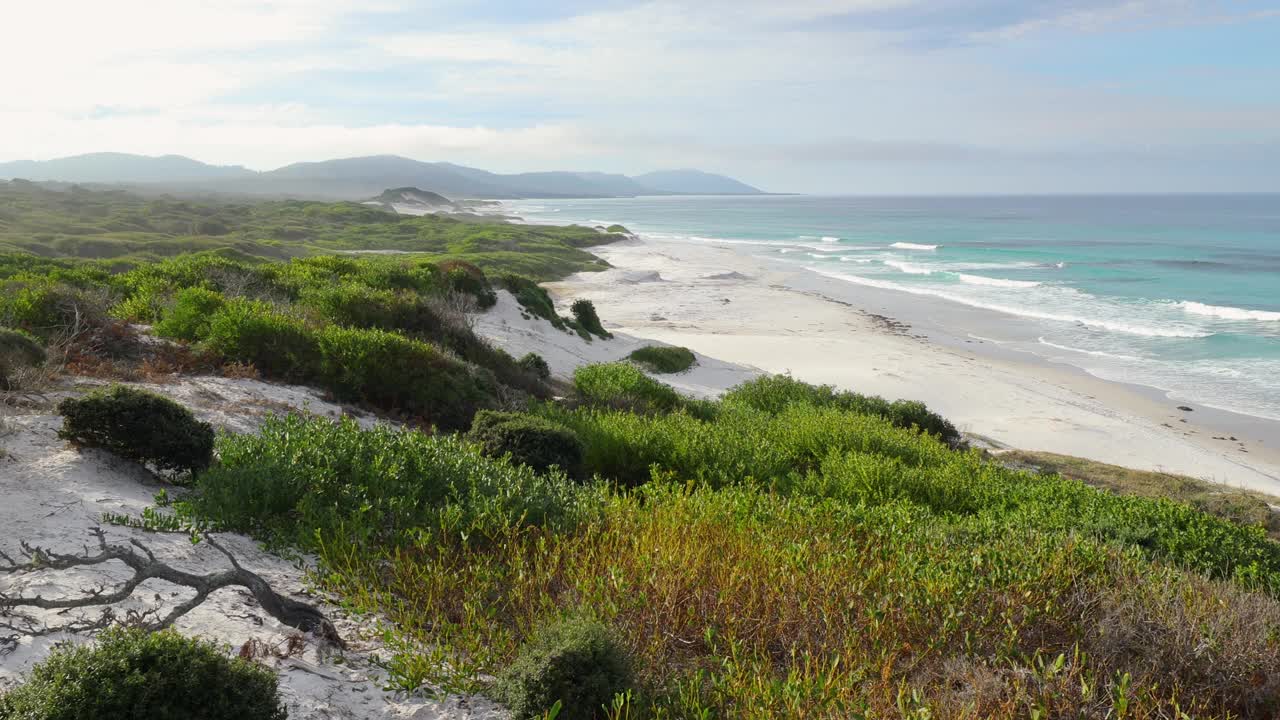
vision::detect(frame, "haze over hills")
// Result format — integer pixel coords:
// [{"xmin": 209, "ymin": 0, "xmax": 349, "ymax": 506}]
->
[{"xmin": 0, "ymin": 153, "xmax": 763, "ymax": 200}]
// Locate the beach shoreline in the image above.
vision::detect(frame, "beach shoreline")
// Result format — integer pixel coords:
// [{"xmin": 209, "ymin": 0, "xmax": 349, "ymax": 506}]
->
[{"xmin": 546, "ymin": 234, "xmax": 1280, "ymax": 495}]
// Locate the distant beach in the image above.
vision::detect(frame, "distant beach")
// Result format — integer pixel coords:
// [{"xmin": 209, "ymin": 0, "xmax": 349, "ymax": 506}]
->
[{"xmin": 543, "ymin": 226, "xmax": 1280, "ymax": 495}]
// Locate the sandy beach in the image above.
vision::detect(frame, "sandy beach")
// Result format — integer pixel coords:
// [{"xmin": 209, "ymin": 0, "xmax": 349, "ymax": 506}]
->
[{"xmin": 543, "ymin": 235, "xmax": 1280, "ymax": 496}]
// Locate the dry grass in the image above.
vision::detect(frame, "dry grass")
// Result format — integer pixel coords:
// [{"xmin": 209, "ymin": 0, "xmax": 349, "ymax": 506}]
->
[{"xmin": 1000, "ymin": 450, "xmax": 1280, "ymax": 539}]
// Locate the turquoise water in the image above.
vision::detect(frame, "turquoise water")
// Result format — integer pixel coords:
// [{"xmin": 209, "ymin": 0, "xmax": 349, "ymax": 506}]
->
[{"xmin": 508, "ymin": 194, "xmax": 1280, "ymax": 422}]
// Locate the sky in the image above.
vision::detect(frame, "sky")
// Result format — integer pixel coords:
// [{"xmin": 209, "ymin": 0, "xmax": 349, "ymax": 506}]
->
[{"xmin": 4, "ymin": 0, "xmax": 1280, "ymax": 193}]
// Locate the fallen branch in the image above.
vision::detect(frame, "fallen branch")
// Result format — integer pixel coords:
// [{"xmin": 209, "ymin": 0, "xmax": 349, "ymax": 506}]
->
[{"xmin": 0, "ymin": 528, "xmax": 342, "ymax": 653}]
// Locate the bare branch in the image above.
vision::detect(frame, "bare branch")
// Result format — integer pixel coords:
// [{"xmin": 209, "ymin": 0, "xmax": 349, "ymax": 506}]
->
[{"xmin": 0, "ymin": 528, "xmax": 343, "ymax": 654}]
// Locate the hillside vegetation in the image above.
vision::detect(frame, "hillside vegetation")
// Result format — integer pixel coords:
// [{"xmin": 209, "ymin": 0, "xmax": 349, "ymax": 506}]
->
[{"xmin": 0, "ymin": 180, "xmax": 621, "ymax": 278}]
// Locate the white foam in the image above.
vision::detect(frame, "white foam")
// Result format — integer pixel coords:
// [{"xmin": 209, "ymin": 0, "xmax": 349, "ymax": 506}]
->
[
  {"xmin": 840, "ymin": 257, "xmax": 874, "ymax": 263},
  {"xmin": 1176, "ymin": 301, "xmax": 1280, "ymax": 322},
  {"xmin": 890, "ymin": 242, "xmax": 939, "ymax": 250},
  {"xmin": 1036, "ymin": 337, "xmax": 1143, "ymax": 362},
  {"xmin": 883, "ymin": 259, "xmax": 934, "ymax": 275},
  {"xmin": 821, "ymin": 236, "xmax": 840, "ymax": 243},
  {"xmin": 957, "ymin": 274, "xmax": 1041, "ymax": 289},
  {"xmin": 810, "ymin": 268, "xmax": 1211, "ymax": 339}
]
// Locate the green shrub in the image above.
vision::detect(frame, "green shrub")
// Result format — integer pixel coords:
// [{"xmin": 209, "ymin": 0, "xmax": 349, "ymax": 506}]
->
[
  {"xmin": 57, "ymin": 385, "xmax": 215, "ymax": 474},
  {"xmin": 604, "ymin": 224, "xmax": 629, "ymax": 234},
  {"xmin": 724, "ymin": 374, "xmax": 959, "ymax": 444},
  {"xmin": 440, "ymin": 260, "xmax": 497, "ymax": 308},
  {"xmin": 468, "ymin": 410, "xmax": 584, "ymax": 476},
  {"xmin": 0, "ymin": 327, "xmax": 45, "ymax": 389},
  {"xmin": 573, "ymin": 363, "xmax": 684, "ymax": 414},
  {"xmin": 0, "ymin": 627, "xmax": 286, "ymax": 720},
  {"xmin": 628, "ymin": 345, "xmax": 696, "ymax": 374},
  {"xmin": 494, "ymin": 615, "xmax": 632, "ymax": 720},
  {"xmin": 316, "ymin": 326, "xmax": 493, "ymax": 431},
  {"xmin": 204, "ymin": 299, "xmax": 319, "ymax": 380},
  {"xmin": 570, "ymin": 299, "xmax": 610, "ymax": 339},
  {"xmin": 519, "ymin": 352, "xmax": 551, "ymax": 380},
  {"xmin": 191, "ymin": 414, "xmax": 597, "ymax": 546},
  {"xmin": 154, "ymin": 287, "xmax": 226, "ymax": 341},
  {"xmin": 502, "ymin": 274, "xmax": 561, "ymax": 325}
]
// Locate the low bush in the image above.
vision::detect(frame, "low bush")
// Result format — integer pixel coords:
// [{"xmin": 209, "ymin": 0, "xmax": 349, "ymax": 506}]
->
[
  {"xmin": 501, "ymin": 274, "xmax": 560, "ymax": 325},
  {"xmin": 204, "ymin": 299, "xmax": 319, "ymax": 380},
  {"xmin": 0, "ymin": 327, "xmax": 45, "ymax": 389},
  {"xmin": 154, "ymin": 286, "xmax": 226, "ymax": 341},
  {"xmin": 570, "ymin": 299, "xmax": 610, "ymax": 339},
  {"xmin": 494, "ymin": 615, "xmax": 632, "ymax": 720},
  {"xmin": 724, "ymin": 374, "xmax": 960, "ymax": 444},
  {"xmin": 519, "ymin": 352, "xmax": 551, "ymax": 380},
  {"xmin": 572, "ymin": 363, "xmax": 683, "ymax": 415},
  {"xmin": 0, "ymin": 627, "xmax": 286, "ymax": 720},
  {"xmin": 627, "ymin": 345, "xmax": 695, "ymax": 374},
  {"xmin": 57, "ymin": 385, "xmax": 215, "ymax": 474},
  {"xmin": 189, "ymin": 414, "xmax": 598, "ymax": 547},
  {"xmin": 316, "ymin": 326, "xmax": 493, "ymax": 430},
  {"xmin": 440, "ymin": 260, "xmax": 498, "ymax": 308},
  {"xmin": 467, "ymin": 410, "xmax": 584, "ymax": 476}
]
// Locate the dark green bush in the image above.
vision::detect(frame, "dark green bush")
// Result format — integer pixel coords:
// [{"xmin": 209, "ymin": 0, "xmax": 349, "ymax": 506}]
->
[
  {"xmin": 519, "ymin": 352, "xmax": 551, "ymax": 380},
  {"xmin": 628, "ymin": 345, "xmax": 696, "ymax": 374},
  {"xmin": 468, "ymin": 410, "xmax": 584, "ymax": 476},
  {"xmin": 502, "ymin": 274, "xmax": 561, "ymax": 325},
  {"xmin": 573, "ymin": 363, "xmax": 683, "ymax": 414},
  {"xmin": 0, "ymin": 627, "xmax": 286, "ymax": 720},
  {"xmin": 570, "ymin": 299, "xmax": 610, "ymax": 339},
  {"xmin": 440, "ymin": 260, "xmax": 497, "ymax": 308},
  {"xmin": 494, "ymin": 615, "xmax": 632, "ymax": 720},
  {"xmin": 204, "ymin": 299, "xmax": 319, "ymax": 380},
  {"xmin": 57, "ymin": 385, "xmax": 215, "ymax": 474},
  {"xmin": 154, "ymin": 287, "xmax": 226, "ymax": 341},
  {"xmin": 724, "ymin": 374, "xmax": 959, "ymax": 444},
  {"xmin": 316, "ymin": 326, "xmax": 493, "ymax": 431},
  {"xmin": 0, "ymin": 327, "xmax": 45, "ymax": 389}
]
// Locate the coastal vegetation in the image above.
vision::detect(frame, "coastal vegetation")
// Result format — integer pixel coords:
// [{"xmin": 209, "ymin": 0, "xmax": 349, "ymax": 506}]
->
[
  {"xmin": 0, "ymin": 627, "xmax": 286, "ymax": 720},
  {"xmin": 627, "ymin": 345, "xmax": 696, "ymax": 373},
  {"xmin": 57, "ymin": 384, "xmax": 215, "ymax": 475},
  {"xmin": 6, "ymin": 181, "xmax": 1280, "ymax": 719}
]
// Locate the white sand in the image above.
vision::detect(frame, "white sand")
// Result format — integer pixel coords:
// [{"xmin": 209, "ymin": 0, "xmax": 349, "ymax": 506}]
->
[
  {"xmin": 538, "ymin": 236, "xmax": 1280, "ymax": 495},
  {"xmin": 0, "ymin": 377, "xmax": 502, "ymax": 719}
]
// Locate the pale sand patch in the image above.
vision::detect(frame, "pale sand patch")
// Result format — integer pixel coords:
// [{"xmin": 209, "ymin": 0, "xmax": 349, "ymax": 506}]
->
[
  {"xmin": 540, "ymin": 236, "xmax": 1280, "ymax": 496},
  {"xmin": 0, "ymin": 377, "xmax": 501, "ymax": 719}
]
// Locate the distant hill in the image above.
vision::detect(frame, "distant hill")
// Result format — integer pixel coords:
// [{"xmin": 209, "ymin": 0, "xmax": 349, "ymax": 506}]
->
[
  {"xmin": 0, "ymin": 153, "xmax": 253, "ymax": 184},
  {"xmin": 0, "ymin": 153, "xmax": 765, "ymax": 199},
  {"xmin": 633, "ymin": 169, "xmax": 762, "ymax": 195}
]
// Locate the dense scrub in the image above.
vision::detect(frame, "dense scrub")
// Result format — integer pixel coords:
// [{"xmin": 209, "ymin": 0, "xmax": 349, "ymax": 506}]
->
[
  {"xmin": 0, "ymin": 327, "xmax": 45, "ymax": 388},
  {"xmin": 627, "ymin": 345, "xmax": 696, "ymax": 373},
  {"xmin": 724, "ymin": 373, "xmax": 960, "ymax": 444},
  {"xmin": 183, "ymin": 414, "xmax": 599, "ymax": 548},
  {"xmin": 467, "ymin": 410, "xmax": 585, "ymax": 476},
  {"xmin": 494, "ymin": 615, "xmax": 633, "ymax": 720},
  {"xmin": 145, "ymin": 365, "xmax": 1280, "ymax": 718},
  {"xmin": 0, "ymin": 181, "xmax": 616, "ymax": 275},
  {"xmin": 0, "ymin": 248, "xmax": 576, "ymax": 426},
  {"xmin": 0, "ymin": 627, "xmax": 286, "ymax": 720},
  {"xmin": 57, "ymin": 384, "xmax": 215, "ymax": 474}
]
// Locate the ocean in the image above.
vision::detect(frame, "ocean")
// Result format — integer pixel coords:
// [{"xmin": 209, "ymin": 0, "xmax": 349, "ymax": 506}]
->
[{"xmin": 506, "ymin": 194, "xmax": 1280, "ymax": 423}]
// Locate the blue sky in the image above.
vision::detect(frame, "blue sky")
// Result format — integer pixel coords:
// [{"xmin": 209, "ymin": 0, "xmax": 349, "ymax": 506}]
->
[{"xmin": 4, "ymin": 0, "xmax": 1279, "ymax": 192}]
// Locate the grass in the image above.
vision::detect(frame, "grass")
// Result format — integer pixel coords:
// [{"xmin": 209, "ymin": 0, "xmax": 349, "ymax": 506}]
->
[
  {"xmin": 1000, "ymin": 449, "xmax": 1280, "ymax": 540},
  {"xmin": 627, "ymin": 345, "xmax": 695, "ymax": 373}
]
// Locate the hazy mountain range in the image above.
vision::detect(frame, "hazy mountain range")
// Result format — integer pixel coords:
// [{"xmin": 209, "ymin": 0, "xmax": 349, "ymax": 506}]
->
[{"xmin": 0, "ymin": 153, "xmax": 763, "ymax": 199}]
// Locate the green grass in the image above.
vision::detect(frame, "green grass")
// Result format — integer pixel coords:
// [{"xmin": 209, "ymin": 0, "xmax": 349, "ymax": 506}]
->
[
  {"xmin": 1000, "ymin": 449, "xmax": 1280, "ymax": 540},
  {"xmin": 627, "ymin": 345, "xmax": 696, "ymax": 373}
]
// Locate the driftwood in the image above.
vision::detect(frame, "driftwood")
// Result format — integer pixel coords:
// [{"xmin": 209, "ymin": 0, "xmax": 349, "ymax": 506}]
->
[{"xmin": 0, "ymin": 528, "xmax": 342, "ymax": 654}]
